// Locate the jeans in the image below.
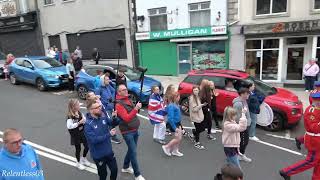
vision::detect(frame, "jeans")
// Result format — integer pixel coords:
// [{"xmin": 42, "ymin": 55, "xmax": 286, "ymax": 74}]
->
[
  {"xmin": 123, "ymin": 131, "xmax": 141, "ymax": 177},
  {"xmin": 249, "ymin": 112, "xmax": 257, "ymax": 137},
  {"xmin": 305, "ymin": 76, "xmax": 317, "ymax": 91},
  {"xmin": 93, "ymin": 155, "xmax": 118, "ymax": 180},
  {"xmin": 226, "ymin": 155, "xmax": 241, "ymax": 169}
]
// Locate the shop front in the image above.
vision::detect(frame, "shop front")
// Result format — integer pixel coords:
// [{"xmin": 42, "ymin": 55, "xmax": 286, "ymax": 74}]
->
[
  {"xmin": 243, "ymin": 20, "xmax": 320, "ymax": 84},
  {"xmin": 136, "ymin": 26, "xmax": 228, "ymax": 76}
]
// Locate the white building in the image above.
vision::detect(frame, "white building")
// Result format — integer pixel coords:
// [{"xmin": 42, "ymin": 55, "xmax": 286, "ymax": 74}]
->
[
  {"xmin": 38, "ymin": 0, "xmax": 134, "ymax": 66},
  {"xmin": 229, "ymin": 0, "xmax": 320, "ymax": 85},
  {"xmin": 135, "ymin": 0, "xmax": 228, "ymax": 75}
]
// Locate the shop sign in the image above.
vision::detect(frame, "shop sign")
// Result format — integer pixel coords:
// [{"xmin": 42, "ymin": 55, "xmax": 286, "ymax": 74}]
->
[
  {"xmin": 0, "ymin": 1, "xmax": 17, "ymax": 17},
  {"xmin": 136, "ymin": 26, "xmax": 227, "ymax": 40},
  {"xmin": 244, "ymin": 20, "xmax": 320, "ymax": 35}
]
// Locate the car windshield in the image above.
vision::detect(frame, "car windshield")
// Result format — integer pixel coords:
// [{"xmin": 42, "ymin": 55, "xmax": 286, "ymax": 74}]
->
[
  {"xmin": 122, "ymin": 67, "xmax": 142, "ymax": 81},
  {"xmin": 244, "ymin": 76, "xmax": 277, "ymax": 96},
  {"xmin": 33, "ymin": 59, "xmax": 63, "ymax": 69}
]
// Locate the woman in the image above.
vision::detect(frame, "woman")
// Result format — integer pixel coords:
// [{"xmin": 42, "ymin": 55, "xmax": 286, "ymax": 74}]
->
[
  {"xmin": 4, "ymin": 54, "xmax": 15, "ymax": 80},
  {"xmin": 189, "ymin": 86, "xmax": 207, "ymax": 149},
  {"xmin": 66, "ymin": 58, "xmax": 75, "ymax": 92},
  {"xmin": 200, "ymin": 83, "xmax": 216, "ymax": 140},
  {"xmin": 209, "ymin": 81, "xmax": 220, "ymax": 129},
  {"xmin": 66, "ymin": 99, "xmax": 90, "ymax": 170}
]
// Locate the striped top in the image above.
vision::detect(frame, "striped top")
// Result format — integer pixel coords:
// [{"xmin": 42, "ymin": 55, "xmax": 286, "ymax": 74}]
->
[{"xmin": 148, "ymin": 93, "xmax": 167, "ymax": 124}]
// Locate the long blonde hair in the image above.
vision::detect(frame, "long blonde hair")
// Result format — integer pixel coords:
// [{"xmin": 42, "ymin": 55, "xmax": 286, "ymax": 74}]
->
[
  {"xmin": 222, "ymin": 106, "xmax": 238, "ymax": 131},
  {"xmin": 67, "ymin": 99, "xmax": 80, "ymax": 118},
  {"xmin": 164, "ymin": 84, "xmax": 175, "ymax": 104}
]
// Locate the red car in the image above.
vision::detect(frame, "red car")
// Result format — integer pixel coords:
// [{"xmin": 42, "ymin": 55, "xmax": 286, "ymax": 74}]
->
[{"xmin": 178, "ymin": 69, "xmax": 303, "ymax": 132}]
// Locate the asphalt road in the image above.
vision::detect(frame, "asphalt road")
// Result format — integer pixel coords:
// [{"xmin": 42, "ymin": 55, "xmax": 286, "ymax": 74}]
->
[{"xmin": 0, "ymin": 79, "xmax": 313, "ymax": 180}]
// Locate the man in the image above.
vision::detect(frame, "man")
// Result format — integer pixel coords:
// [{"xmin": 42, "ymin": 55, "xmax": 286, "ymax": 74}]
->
[
  {"xmin": 0, "ymin": 128, "xmax": 45, "ymax": 180},
  {"xmin": 74, "ymin": 46, "xmax": 82, "ymax": 59},
  {"xmin": 303, "ymin": 58, "xmax": 319, "ymax": 92},
  {"xmin": 73, "ymin": 53, "xmax": 83, "ymax": 74},
  {"xmin": 115, "ymin": 84, "xmax": 145, "ymax": 180},
  {"xmin": 214, "ymin": 164, "xmax": 243, "ymax": 180},
  {"xmin": 92, "ymin": 48, "xmax": 101, "ymax": 65},
  {"xmin": 95, "ymin": 75, "xmax": 121, "ymax": 144},
  {"xmin": 84, "ymin": 101, "xmax": 119, "ymax": 180},
  {"xmin": 232, "ymin": 87, "xmax": 252, "ymax": 163},
  {"xmin": 116, "ymin": 67, "xmax": 127, "ymax": 87},
  {"xmin": 280, "ymin": 92, "xmax": 320, "ymax": 180},
  {"xmin": 295, "ymin": 81, "xmax": 320, "ymax": 150}
]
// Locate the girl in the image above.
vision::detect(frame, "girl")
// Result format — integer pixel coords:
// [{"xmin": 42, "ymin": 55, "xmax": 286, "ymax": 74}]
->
[
  {"xmin": 189, "ymin": 86, "xmax": 207, "ymax": 149},
  {"xmin": 162, "ymin": 92, "xmax": 183, "ymax": 157},
  {"xmin": 148, "ymin": 85, "xmax": 167, "ymax": 145},
  {"xmin": 4, "ymin": 54, "xmax": 14, "ymax": 80},
  {"xmin": 209, "ymin": 81, "xmax": 220, "ymax": 129},
  {"xmin": 66, "ymin": 99, "xmax": 90, "ymax": 170},
  {"xmin": 200, "ymin": 83, "xmax": 216, "ymax": 140},
  {"xmin": 222, "ymin": 106, "xmax": 247, "ymax": 168},
  {"xmin": 66, "ymin": 58, "xmax": 75, "ymax": 92},
  {"xmin": 164, "ymin": 84, "xmax": 176, "ymax": 136}
]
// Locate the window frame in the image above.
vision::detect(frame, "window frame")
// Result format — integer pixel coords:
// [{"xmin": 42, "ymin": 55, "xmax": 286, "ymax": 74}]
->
[
  {"xmin": 188, "ymin": 1, "xmax": 211, "ymax": 28},
  {"xmin": 311, "ymin": 0, "xmax": 320, "ymax": 14},
  {"xmin": 43, "ymin": 0, "xmax": 54, "ymax": 6},
  {"xmin": 254, "ymin": 0, "xmax": 289, "ymax": 18},
  {"xmin": 148, "ymin": 7, "xmax": 168, "ymax": 31}
]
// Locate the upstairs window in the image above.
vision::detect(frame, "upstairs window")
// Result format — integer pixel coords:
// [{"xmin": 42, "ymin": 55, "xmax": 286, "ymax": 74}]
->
[
  {"xmin": 256, "ymin": 0, "xmax": 287, "ymax": 15},
  {"xmin": 189, "ymin": 2, "xmax": 211, "ymax": 27},
  {"xmin": 148, "ymin": 7, "xmax": 167, "ymax": 31}
]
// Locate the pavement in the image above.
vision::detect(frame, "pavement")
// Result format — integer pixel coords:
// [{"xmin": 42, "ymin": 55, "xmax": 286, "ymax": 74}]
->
[{"xmin": 0, "ymin": 75, "xmax": 314, "ymax": 180}]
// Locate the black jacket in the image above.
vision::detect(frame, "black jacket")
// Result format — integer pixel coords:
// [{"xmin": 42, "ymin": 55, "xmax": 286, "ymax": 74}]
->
[
  {"xmin": 73, "ymin": 58, "xmax": 83, "ymax": 71},
  {"xmin": 248, "ymin": 91, "xmax": 265, "ymax": 114}
]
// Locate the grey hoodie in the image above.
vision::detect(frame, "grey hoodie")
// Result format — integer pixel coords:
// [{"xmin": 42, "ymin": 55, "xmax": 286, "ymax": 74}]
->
[{"xmin": 232, "ymin": 96, "xmax": 251, "ymax": 126}]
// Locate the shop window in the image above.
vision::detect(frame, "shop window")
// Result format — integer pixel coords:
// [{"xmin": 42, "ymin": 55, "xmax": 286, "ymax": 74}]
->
[
  {"xmin": 192, "ymin": 41, "xmax": 226, "ymax": 70},
  {"xmin": 256, "ymin": 0, "xmax": 287, "ymax": 15},
  {"xmin": 245, "ymin": 39, "xmax": 279, "ymax": 80},
  {"xmin": 315, "ymin": 0, "xmax": 320, "ymax": 10},
  {"xmin": 148, "ymin": 7, "xmax": 167, "ymax": 31},
  {"xmin": 287, "ymin": 37, "xmax": 308, "ymax": 45},
  {"xmin": 44, "ymin": 0, "xmax": 54, "ymax": 5},
  {"xmin": 189, "ymin": 2, "xmax": 211, "ymax": 28}
]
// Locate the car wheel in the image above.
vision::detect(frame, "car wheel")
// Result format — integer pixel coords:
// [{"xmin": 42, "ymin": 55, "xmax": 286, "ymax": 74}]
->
[
  {"xmin": 77, "ymin": 85, "xmax": 88, "ymax": 100},
  {"xmin": 36, "ymin": 78, "xmax": 47, "ymax": 91},
  {"xmin": 128, "ymin": 92, "xmax": 139, "ymax": 105},
  {"xmin": 10, "ymin": 73, "xmax": 19, "ymax": 85},
  {"xmin": 180, "ymin": 98, "xmax": 190, "ymax": 116},
  {"xmin": 262, "ymin": 111, "xmax": 284, "ymax": 132}
]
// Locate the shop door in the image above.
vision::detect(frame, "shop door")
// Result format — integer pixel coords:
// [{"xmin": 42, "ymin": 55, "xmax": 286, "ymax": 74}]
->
[
  {"xmin": 286, "ymin": 47, "xmax": 305, "ymax": 81},
  {"xmin": 178, "ymin": 44, "xmax": 192, "ymax": 74}
]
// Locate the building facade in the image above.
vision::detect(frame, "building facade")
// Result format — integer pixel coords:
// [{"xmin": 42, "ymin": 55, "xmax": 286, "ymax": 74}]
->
[
  {"xmin": 0, "ymin": 0, "xmax": 44, "ymax": 57},
  {"xmin": 230, "ymin": 0, "xmax": 320, "ymax": 85},
  {"xmin": 38, "ymin": 0, "xmax": 134, "ymax": 66},
  {"xmin": 135, "ymin": 0, "xmax": 228, "ymax": 76}
]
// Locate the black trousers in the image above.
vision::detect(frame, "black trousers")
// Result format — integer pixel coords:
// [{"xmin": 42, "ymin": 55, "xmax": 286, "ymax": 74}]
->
[
  {"xmin": 240, "ymin": 128, "xmax": 249, "ymax": 154},
  {"xmin": 94, "ymin": 155, "xmax": 118, "ymax": 180},
  {"xmin": 204, "ymin": 112, "xmax": 212, "ymax": 134},
  {"xmin": 74, "ymin": 142, "xmax": 89, "ymax": 162},
  {"xmin": 68, "ymin": 71, "xmax": 75, "ymax": 91},
  {"xmin": 305, "ymin": 76, "xmax": 317, "ymax": 91},
  {"xmin": 192, "ymin": 121, "xmax": 206, "ymax": 142}
]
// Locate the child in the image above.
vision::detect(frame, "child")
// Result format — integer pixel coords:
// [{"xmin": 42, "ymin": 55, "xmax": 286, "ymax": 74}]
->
[
  {"xmin": 200, "ymin": 83, "xmax": 216, "ymax": 140},
  {"xmin": 164, "ymin": 84, "xmax": 176, "ymax": 136},
  {"xmin": 3, "ymin": 61, "xmax": 9, "ymax": 80},
  {"xmin": 222, "ymin": 106, "xmax": 247, "ymax": 168},
  {"xmin": 148, "ymin": 85, "xmax": 167, "ymax": 144},
  {"xmin": 66, "ymin": 99, "xmax": 90, "ymax": 170},
  {"xmin": 162, "ymin": 92, "xmax": 183, "ymax": 157}
]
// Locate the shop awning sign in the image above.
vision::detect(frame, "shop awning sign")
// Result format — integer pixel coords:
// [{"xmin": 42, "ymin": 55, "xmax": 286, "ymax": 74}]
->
[{"xmin": 136, "ymin": 26, "xmax": 227, "ymax": 40}]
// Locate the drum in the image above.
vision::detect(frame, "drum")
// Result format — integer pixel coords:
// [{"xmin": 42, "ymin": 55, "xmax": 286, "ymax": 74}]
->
[{"xmin": 257, "ymin": 102, "xmax": 274, "ymax": 126}]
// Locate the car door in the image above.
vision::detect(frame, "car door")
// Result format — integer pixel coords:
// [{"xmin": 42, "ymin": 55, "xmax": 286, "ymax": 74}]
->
[{"xmin": 22, "ymin": 60, "xmax": 37, "ymax": 84}]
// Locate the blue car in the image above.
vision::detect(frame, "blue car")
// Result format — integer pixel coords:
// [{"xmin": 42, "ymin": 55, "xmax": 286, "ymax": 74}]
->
[
  {"xmin": 9, "ymin": 56, "xmax": 69, "ymax": 91},
  {"xmin": 75, "ymin": 64, "xmax": 163, "ymax": 103}
]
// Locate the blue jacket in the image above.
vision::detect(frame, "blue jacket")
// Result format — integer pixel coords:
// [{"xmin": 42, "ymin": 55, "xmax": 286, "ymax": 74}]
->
[
  {"xmin": 95, "ymin": 85, "xmax": 115, "ymax": 112},
  {"xmin": 248, "ymin": 91, "xmax": 265, "ymax": 114},
  {"xmin": 0, "ymin": 144, "xmax": 44, "ymax": 180},
  {"xmin": 84, "ymin": 113, "xmax": 119, "ymax": 160},
  {"xmin": 166, "ymin": 103, "xmax": 181, "ymax": 130}
]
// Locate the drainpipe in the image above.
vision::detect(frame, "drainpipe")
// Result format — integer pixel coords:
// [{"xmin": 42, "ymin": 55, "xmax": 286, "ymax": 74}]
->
[{"xmin": 18, "ymin": 0, "xmax": 28, "ymax": 14}]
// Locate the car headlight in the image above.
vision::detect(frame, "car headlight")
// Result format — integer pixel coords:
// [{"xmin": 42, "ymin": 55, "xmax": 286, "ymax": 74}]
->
[{"xmin": 284, "ymin": 101, "xmax": 299, "ymax": 106}]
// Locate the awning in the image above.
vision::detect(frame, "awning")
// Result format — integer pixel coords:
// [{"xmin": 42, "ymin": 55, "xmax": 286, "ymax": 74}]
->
[{"xmin": 170, "ymin": 36, "xmax": 228, "ymax": 42}]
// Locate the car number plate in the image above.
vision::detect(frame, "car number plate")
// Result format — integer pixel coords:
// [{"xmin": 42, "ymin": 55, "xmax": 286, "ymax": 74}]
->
[{"xmin": 62, "ymin": 79, "xmax": 68, "ymax": 83}]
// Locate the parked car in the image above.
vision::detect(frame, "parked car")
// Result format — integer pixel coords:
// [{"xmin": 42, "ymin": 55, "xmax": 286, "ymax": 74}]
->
[
  {"xmin": 178, "ymin": 69, "xmax": 303, "ymax": 132},
  {"xmin": 75, "ymin": 64, "xmax": 163, "ymax": 104},
  {"xmin": 0, "ymin": 52, "xmax": 6, "ymax": 78},
  {"xmin": 9, "ymin": 56, "xmax": 69, "ymax": 91}
]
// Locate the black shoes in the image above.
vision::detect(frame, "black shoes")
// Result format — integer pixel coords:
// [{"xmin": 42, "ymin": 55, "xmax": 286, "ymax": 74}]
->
[
  {"xmin": 279, "ymin": 170, "xmax": 291, "ymax": 180},
  {"xmin": 295, "ymin": 138, "xmax": 302, "ymax": 150}
]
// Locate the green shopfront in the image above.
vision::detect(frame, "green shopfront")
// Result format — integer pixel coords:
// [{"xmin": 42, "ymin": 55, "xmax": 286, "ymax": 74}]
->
[{"xmin": 136, "ymin": 26, "xmax": 229, "ymax": 76}]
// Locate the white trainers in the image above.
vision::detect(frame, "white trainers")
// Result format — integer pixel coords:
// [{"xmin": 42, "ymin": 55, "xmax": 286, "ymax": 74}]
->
[
  {"xmin": 135, "ymin": 175, "xmax": 146, "ymax": 180},
  {"xmin": 121, "ymin": 167, "xmax": 134, "ymax": 174},
  {"xmin": 239, "ymin": 154, "xmax": 252, "ymax": 162},
  {"xmin": 162, "ymin": 145, "xmax": 171, "ymax": 156},
  {"xmin": 80, "ymin": 157, "xmax": 91, "ymax": 166},
  {"xmin": 249, "ymin": 136, "xmax": 260, "ymax": 141},
  {"xmin": 171, "ymin": 149, "xmax": 184, "ymax": 157},
  {"xmin": 76, "ymin": 162, "xmax": 85, "ymax": 170}
]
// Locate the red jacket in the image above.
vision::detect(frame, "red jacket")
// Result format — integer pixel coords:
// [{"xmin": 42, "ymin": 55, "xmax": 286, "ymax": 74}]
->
[
  {"xmin": 115, "ymin": 95, "xmax": 138, "ymax": 123},
  {"xmin": 304, "ymin": 105, "xmax": 320, "ymax": 151},
  {"xmin": 309, "ymin": 90, "xmax": 320, "ymax": 105}
]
